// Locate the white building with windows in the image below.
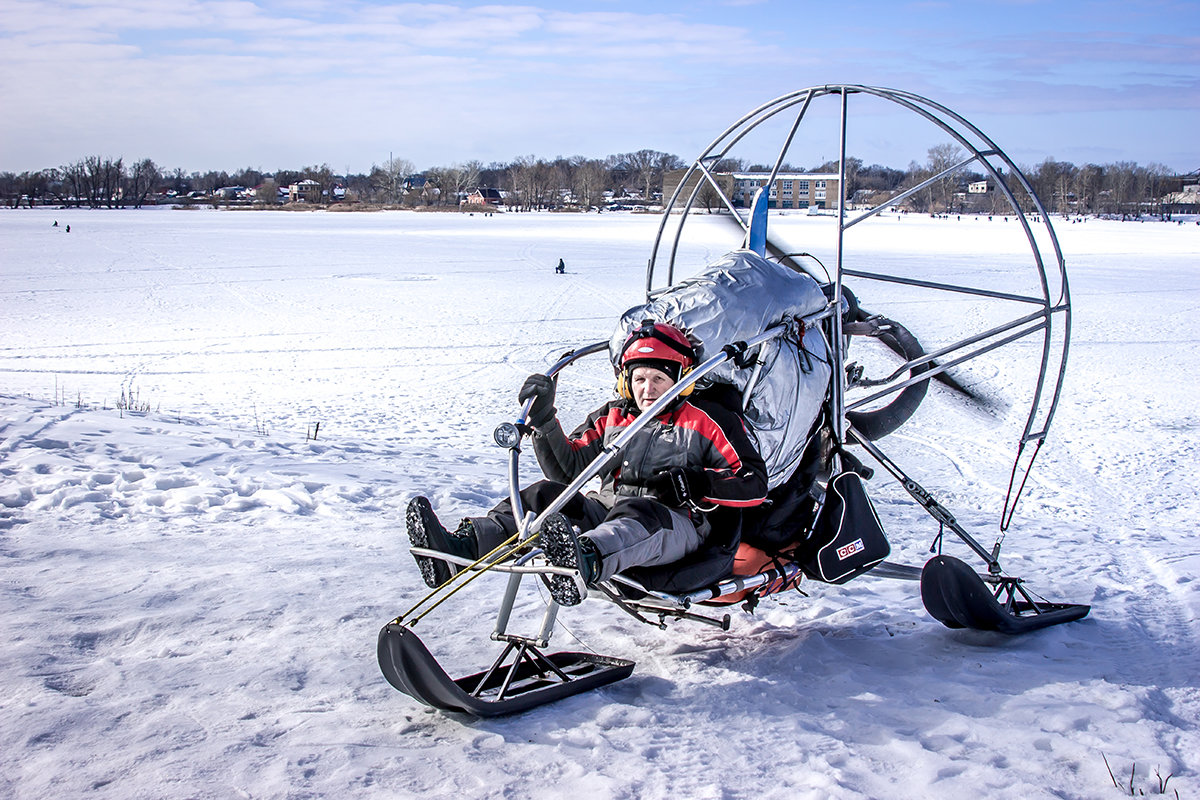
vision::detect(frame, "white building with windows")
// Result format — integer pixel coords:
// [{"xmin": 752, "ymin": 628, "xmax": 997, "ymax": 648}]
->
[
  {"xmin": 663, "ymin": 169, "xmax": 840, "ymax": 210},
  {"xmin": 731, "ymin": 172, "xmax": 841, "ymax": 209}
]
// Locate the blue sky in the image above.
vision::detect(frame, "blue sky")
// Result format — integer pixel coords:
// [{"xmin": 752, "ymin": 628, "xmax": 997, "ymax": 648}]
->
[{"xmin": 1, "ymin": 0, "xmax": 1196, "ymax": 174}]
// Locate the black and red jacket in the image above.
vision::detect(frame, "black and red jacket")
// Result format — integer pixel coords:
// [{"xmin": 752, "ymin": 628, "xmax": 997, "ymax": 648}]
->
[{"xmin": 531, "ymin": 396, "xmax": 767, "ymax": 511}]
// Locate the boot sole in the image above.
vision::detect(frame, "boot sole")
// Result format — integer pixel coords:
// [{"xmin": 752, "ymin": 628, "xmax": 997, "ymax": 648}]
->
[
  {"xmin": 539, "ymin": 514, "xmax": 584, "ymax": 606},
  {"xmin": 406, "ymin": 497, "xmax": 454, "ymax": 589}
]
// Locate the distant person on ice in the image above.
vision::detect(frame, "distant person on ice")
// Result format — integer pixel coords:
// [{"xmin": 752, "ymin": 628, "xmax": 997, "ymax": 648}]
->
[
  {"xmin": 407, "ymin": 321, "xmax": 767, "ymax": 605},
  {"xmin": 555, "ymin": 258, "xmax": 566, "ymax": 274}
]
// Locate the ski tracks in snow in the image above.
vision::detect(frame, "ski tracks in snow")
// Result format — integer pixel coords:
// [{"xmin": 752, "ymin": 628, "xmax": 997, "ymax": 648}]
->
[
  {"xmin": 0, "ymin": 397, "xmax": 409, "ymax": 528},
  {"xmin": 1023, "ymin": 392, "xmax": 1200, "ymax": 779}
]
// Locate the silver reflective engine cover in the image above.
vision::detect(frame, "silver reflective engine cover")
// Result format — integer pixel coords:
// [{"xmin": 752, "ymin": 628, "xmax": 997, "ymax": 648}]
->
[{"xmin": 612, "ymin": 250, "xmax": 832, "ymax": 489}]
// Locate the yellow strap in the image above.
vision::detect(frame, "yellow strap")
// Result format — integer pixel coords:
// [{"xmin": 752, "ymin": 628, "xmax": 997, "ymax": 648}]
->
[{"xmin": 396, "ymin": 528, "xmax": 541, "ymax": 626}]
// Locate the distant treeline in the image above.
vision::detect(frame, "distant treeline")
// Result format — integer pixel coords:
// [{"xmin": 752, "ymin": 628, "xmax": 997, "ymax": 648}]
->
[{"xmin": 2, "ymin": 148, "xmax": 1195, "ymax": 217}]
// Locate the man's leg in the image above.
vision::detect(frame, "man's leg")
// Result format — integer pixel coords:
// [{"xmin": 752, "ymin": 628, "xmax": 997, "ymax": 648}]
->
[
  {"xmin": 468, "ymin": 480, "xmax": 605, "ymax": 552},
  {"xmin": 407, "ymin": 482, "xmax": 609, "ymax": 590},
  {"xmin": 584, "ymin": 498, "xmax": 704, "ymax": 581},
  {"xmin": 539, "ymin": 497, "xmax": 706, "ymax": 603}
]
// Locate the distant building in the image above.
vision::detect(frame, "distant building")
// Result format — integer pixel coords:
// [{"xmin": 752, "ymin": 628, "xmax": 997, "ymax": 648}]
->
[
  {"xmin": 288, "ymin": 179, "xmax": 322, "ymax": 203},
  {"xmin": 1163, "ymin": 184, "xmax": 1200, "ymax": 214},
  {"xmin": 663, "ymin": 169, "xmax": 841, "ymax": 210},
  {"xmin": 661, "ymin": 171, "xmax": 735, "ymax": 210},
  {"xmin": 463, "ymin": 187, "xmax": 504, "ymax": 206},
  {"xmin": 213, "ymin": 186, "xmax": 249, "ymax": 201},
  {"xmin": 252, "ymin": 184, "xmax": 287, "ymax": 203},
  {"xmin": 968, "ymin": 180, "xmax": 991, "ymax": 194}
]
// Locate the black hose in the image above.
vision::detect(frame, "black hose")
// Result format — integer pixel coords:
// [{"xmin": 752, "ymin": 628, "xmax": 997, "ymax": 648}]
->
[{"xmin": 845, "ymin": 310, "xmax": 932, "ymax": 441}]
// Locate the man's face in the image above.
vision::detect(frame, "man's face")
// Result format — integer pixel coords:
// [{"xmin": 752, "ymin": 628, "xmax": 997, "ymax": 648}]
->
[{"xmin": 630, "ymin": 365, "xmax": 677, "ymax": 411}]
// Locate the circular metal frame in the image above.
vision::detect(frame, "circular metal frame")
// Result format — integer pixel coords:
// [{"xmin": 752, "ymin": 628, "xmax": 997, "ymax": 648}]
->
[{"xmin": 648, "ymin": 85, "xmax": 1070, "ymax": 455}]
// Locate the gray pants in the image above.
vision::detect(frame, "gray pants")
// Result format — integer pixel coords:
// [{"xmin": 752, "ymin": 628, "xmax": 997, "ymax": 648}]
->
[
  {"xmin": 584, "ymin": 506, "xmax": 704, "ymax": 581},
  {"xmin": 467, "ymin": 480, "xmax": 707, "ymax": 582}
]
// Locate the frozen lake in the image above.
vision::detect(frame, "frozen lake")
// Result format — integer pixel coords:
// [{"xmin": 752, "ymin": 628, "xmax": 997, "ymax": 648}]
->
[{"xmin": 1, "ymin": 206, "xmax": 1198, "ymax": 798}]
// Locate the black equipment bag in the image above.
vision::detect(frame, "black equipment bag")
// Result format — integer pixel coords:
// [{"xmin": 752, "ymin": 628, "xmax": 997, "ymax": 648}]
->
[{"xmin": 802, "ymin": 471, "xmax": 890, "ymax": 584}]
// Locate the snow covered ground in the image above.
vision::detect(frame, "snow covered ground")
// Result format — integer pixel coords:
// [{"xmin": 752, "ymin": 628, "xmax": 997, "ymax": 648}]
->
[{"xmin": 1, "ymin": 206, "xmax": 1197, "ymax": 799}]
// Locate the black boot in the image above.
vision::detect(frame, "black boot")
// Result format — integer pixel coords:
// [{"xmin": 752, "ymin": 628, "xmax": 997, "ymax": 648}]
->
[
  {"xmin": 406, "ymin": 497, "xmax": 478, "ymax": 588},
  {"xmin": 538, "ymin": 513, "xmax": 601, "ymax": 606}
]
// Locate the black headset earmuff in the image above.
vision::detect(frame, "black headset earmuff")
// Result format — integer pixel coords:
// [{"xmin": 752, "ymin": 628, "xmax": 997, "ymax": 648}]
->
[{"xmin": 616, "ymin": 368, "xmax": 631, "ymax": 400}]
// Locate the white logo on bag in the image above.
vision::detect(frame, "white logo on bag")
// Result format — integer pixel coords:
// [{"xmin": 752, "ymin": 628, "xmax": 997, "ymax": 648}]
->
[
  {"xmin": 637, "ymin": 346, "xmax": 655, "ymax": 353},
  {"xmin": 837, "ymin": 539, "xmax": 865, "ymax": 560}
]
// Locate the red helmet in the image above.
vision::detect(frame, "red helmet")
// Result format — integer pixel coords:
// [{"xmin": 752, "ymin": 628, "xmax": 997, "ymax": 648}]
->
[{"xmin": 619, "ymin": 321, "xmax": 697, "ymax": 381}]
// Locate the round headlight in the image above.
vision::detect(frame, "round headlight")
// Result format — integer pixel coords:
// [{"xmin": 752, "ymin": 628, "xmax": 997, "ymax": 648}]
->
[{"xmin": 493, "ymin": 422, "xmax": 521, "ymax": 449}]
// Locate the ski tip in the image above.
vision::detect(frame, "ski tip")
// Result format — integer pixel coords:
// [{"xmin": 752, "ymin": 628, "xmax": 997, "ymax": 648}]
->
[{"xmin": 920, "ymin": 555, "xmax": 1089, "ymax": 635}]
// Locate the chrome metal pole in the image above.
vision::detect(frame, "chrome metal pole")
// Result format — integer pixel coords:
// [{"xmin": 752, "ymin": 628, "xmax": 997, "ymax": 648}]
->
[{"xmin": 829, "ymin": 88, "xmax": 850, "ymax": 446}]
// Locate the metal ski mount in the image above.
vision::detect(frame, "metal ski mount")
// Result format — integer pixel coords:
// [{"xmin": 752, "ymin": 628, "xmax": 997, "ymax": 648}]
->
[
  {"xmin": 849, "ymin": 428, "xmax": 1090, "ymax": 634},
  {"xmin": 377, "ymin": 537, "xmax": 776, "ymax": 715},
  {"xmin": 378, "ymin": 541, "xmax": 636, "ymax": 717},
  {"xmin": 378, "ymin": 627, "xmax": 635, "ymax": 717},
  {"xmin": 377, "ymin": 533, "xmax": 814, "ymax": 715},
  {"xmin": 378, "ymin": 626, "xmax": 635, "ymax": 718}
]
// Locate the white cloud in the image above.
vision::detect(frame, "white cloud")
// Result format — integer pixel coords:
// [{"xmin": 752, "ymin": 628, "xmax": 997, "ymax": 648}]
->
[{"xmin": 0, "ymin": 0, "xmax": 1195, "ymax": 172}]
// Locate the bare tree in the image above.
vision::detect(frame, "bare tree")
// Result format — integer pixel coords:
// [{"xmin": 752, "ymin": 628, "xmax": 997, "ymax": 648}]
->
[
  {"xmin": 1072, "ymin": 163, "xmax": 1102, "ymax": 215},
  {"xmin": 1107, "ymin": 161, "xmax": 1138, "ymax": 218},
  {"xmin": 68, "ymin": 156, "xmax": 125, "ymax": 207},
  {"xmin": 545, "ymin": 157, "xmax": 573, "ymax": 207},
  {"xmin": 4, "ymin": 170, "xmax": 54, "ymax": 206},
  {"xmin": 618, "ymin": 149, "xmax": 678, "ymax": 202},
  {"xmin": 60, "ymin": 160, "xmax": 85, "ymax": 205},
  {"xmin": 1030, "ymin": 158, "xmax": 1077, "ymax": 214},
  {"xmin": 926, "ymin": 143, "xmax": 963, "ymax": 213},
  {"xmin": 1144, "ymin": 162, "xmax": 1173, "ymax": 218},
  {"xmin": 698, "ymin": 176, "xmax": 733, "ymax": 213},
  {"xmin": 256, "ymin": 177, "xmax": 280, "ymax": 205},
  {"xmin": 902, "ymin": 159, "xmax": 933, "ymax": 213},
  {"xmin": 423, "ymin": 166, "xmax": 449, "ymax": 206},
  {"xmin": 442, "ymin": 160, "xmax": 482, "ymax": 204},
  {"xmin": 653, "ymin": 152, "xmax": 685, "ymax": 201},
  {"xmin": 810, "ymin": 156, "xmax": 864, "ymax": 198},
  {"xmin": 301, "ymin": 164, "xmax": 336, "ymax": 202},
  {"xmin": 374, "ymin": 155, "xmax": 414, "ymax": 204},
  {"xmin": 125, "ymin": 159, "xmax": 160, "ymax": 207},
  {"xmin": 571, "ymin": 158, "xmax": 607, "ymax": 210},
  {"xmin": 508, "ymin": 155, "xmax": 553, "ymax": 210}
]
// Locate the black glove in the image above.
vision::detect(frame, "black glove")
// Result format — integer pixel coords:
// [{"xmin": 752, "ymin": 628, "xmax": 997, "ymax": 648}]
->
[
  {"xmin": 518, "ymin": 373, "xmax": 557, "ymax": 428},
  {"xmin": 648, "ymin": 467, "xmax": 711, "ymax": 507}
]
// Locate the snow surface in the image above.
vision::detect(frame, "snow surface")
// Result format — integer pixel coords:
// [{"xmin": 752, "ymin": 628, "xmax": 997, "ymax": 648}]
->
[{"xmin": 1, "ymin": 207, "xmax": 1198, "ymax": 799}]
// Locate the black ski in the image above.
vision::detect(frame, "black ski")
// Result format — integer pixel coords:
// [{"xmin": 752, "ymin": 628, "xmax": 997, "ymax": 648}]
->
[
  {"xmin": 377, "ymin": 623, "xmax": 634, "ymax": 717},
  {"xmin": 920, "ymin": 555, "xmax": 1090, "ymax": 634}
]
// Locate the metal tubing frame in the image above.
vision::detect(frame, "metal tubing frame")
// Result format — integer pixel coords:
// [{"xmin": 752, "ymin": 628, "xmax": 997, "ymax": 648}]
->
[
  {"xmin": 844, "ymin": 312, "xmax": 1056, "ymax": 425},
  {"xmin": 848, "ymin": 424, "xmax": 1003, "ymax": 574},
  {"xmin": 509, "ymin": 340, "xmax": 609, "ymax": 522},
  {"xmin": 636, "ymin": 84, "xmax": 1075, "ymax": 588},
  {"xmin": 842, "ymin": 267, "xmax": 1046, "ymax": 306},
  {"xmin": 645, "ymin": 84, "xmax": 1070, "ymax": 452},
  {"xmin": 393, "ymin": 86, "xmax": 1074, "ymax": 642},
  {"xmin": 604, "ymin": 560, "xmax": 806, "ymax": 612},
  {"xmin": 398, "ymin": 321, "xmax": 807, "ymax": 638},
  {"xmin": 829, "ymin": 89, "xmax": 850, "ymax": 447}
]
